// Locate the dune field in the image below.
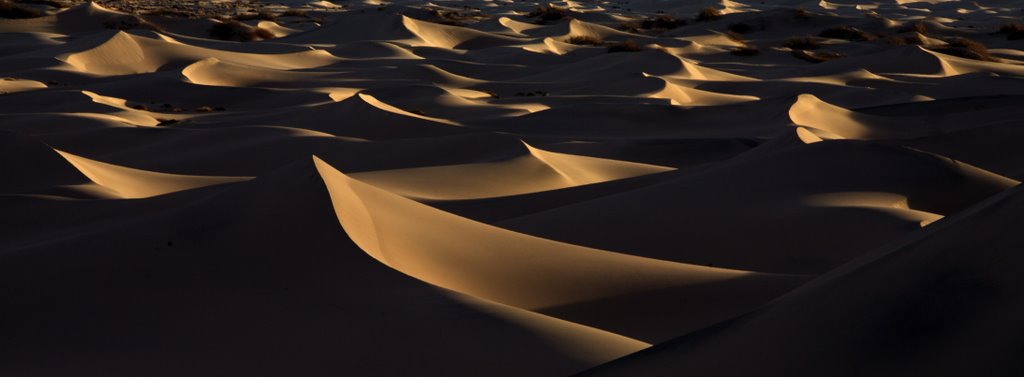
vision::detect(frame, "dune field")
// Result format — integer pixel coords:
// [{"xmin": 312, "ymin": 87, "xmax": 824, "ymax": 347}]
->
[{"xmin": 2, "ymin": 0, "xmax": 1024, "ymax": 375}]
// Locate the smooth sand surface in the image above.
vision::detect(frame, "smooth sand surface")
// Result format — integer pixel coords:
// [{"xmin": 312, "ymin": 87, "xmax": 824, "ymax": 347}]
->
[{"xmin": 2, "ymin": 0, "xmax": 1023, "ymax": 375}]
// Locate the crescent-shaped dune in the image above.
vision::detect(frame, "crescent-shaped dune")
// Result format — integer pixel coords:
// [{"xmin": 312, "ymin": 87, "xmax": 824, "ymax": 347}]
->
[{"xmin": 54, "ymin": 149, "xmax": 251, "ymax": 198}]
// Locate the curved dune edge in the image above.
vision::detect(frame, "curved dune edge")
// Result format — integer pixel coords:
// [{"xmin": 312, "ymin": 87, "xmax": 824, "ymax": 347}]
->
[
  {"xmin": 54, "ymin": 149, "xmax": 251, "ymax": 198},
  {"xmin": 452, "ymin": 293, "xmax": 651, "ymax": 364},
  {"xmin": 401, "ymin": 15, "xmax": 524, "ymax": 49},
  {"xmin": 0, "ymin": 78, "xmax": 47, "ymax": 94},
  {"xmin": 803, "ymin": 191, "xmax": 944, "ymax": 226},
  {"xmin": 313, "ymin": 156, "xmax": 803, "ymax": 339},
  {"xmin": 788, "ymin": 94, "xmax": 921, "ymax": 139},
  {"xmin": 357, "ymin": 93, "xmax": 460, "ymax": 126},
  {"xmin": 349, "ymin": 142, "xmax": 674, "ymax": 200},
  {"xmin": 642, "ymin": 74, "xmax": 758, "ymax": 106},
  {"xmin": 181, "ymin": 57, "xmax": 331, "ymax": 87},
  {"xmin": 58, "ymin": 30, "xmax": 340, "ymax": 77}
]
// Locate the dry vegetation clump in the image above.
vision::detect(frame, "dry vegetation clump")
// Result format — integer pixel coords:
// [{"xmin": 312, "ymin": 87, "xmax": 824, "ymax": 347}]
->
[
  {"xmin": 783, "ymin": 36, "xmax": 821, "ymax": 50},
  {"xmin": 929, "ymin": 37, "xmax": 998, "ymax": 61},
  {"xmin": 732, "ymin": 45, "xmax": 760, "ymax": 56},
  {"xmin": 999, "ymin": 23, "xmax": 1024, "ymax": 40},
  {"xmin": 897, "ymin": 21, "xmax": 929, "ymax": 34},
  {"xmin": 430, "ymin": 8, "xmax": 488, "ymax": 26},
  {"xmin": 641, "ymin": 14, "xmax": 685, "ymax": 30},
  {"xmin": 608, "ymin": 39, "xmax": 643, "ymax": 53},
  {"xmin": 282, "ymin": 9, "xmax": 308, "ymax": 18},
  {"xmin": 725, "ymin": 30, "xmax": 759, "ymax": 55},
  {"xmin": 791, "ymin": 49, "xmax": 845, "ymax": 63},
  {"xmin": 209, "ymin": 21, "xmax": 275, "ymax": 42},
  {"xmin": 528, "ymin": 5, "xmax": 567, "ymax": 22},
  {"xmin": 820, "ymin": 26, "xmax": 876, "ymax": 41},
  {"xmin": 0, "ymin": 0, "xmax": 44, "ymax": 18},
  {"xmin": 566, "ymin": 35, "xmax": 603, "ymax": 45},
  {"xmin": 885, "ymin": 34, "xmax": 926, "ymax": 45},
  {"xmin": 696, "ymin": 7, "xmax": 722, "ymax": 22}
]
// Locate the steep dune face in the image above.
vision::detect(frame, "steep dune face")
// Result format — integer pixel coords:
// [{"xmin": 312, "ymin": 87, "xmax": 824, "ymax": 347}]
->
[
  {"xmin": 2, "ymin": 0, "xmax": 1023, "ymax": 374},
  {"xmin": 315, "ymin": 157, "xmax": 804, "ymax": 341},
  {"xmin": 349, "ymin": 142, "xmax": 674, "ymax": 200},
  {"xmin": 54, "ymin": 149, "xmax": 251, "ymax": 198}
]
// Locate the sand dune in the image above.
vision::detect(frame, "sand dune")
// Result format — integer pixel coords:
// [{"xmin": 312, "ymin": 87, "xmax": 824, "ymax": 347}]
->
[
  {"xmin": 2, "ymin": 0, "xmax": 1023, "ymax": 375},
  {"xmin": 581, "ymin": 183, "xmax": 1024, "ymax": 377}
]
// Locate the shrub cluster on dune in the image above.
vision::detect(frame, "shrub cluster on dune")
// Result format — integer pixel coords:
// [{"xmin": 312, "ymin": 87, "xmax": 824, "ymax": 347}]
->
[{"xmin": 208, "ymin": 20, "xmax": 274, "ymax": 42}]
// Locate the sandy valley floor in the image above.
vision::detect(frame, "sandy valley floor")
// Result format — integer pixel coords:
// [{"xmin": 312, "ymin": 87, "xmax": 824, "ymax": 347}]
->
[{"xmin": 2, "ymin": 0, "xmax": 1024, "ymax": 375}]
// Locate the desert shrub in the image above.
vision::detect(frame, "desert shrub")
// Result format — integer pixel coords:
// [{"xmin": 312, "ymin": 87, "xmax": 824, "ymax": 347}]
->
[
  {"xmin": 897, "ymin": 21, "xmax": 928, "ymax": 34},
  {"xmin": 728, "ymin": 22, "xmax": 753, "ymax": 34},
  {"xmin": 566, "ymin": 35, "xmax": 603, "ymax": 45},
  {"xmin": 528, "ymin": 5, "xmax": 566, "ymax": 22},
  {"xmin": 608, "ymin": 39, "xmax": 643, "ymax": 52},
  {"xmin": 195, "ymin": 106, "xmax": 214, "ymax": 113},
  {"xmin": 783, "ymin": 36, "xmax": 821, "ymax": 49},
  {"xmin": 820, "ymin": 26, "xmax": 875, "ymax": 41},
  {"xmin": 791, "ymin": 49, "xmax": 845, "ymax": 63},
  {"xmin": 282, "ymin": 9, "xmax": 308, "ymax": 18},
  {"xmin": 930, "ymin": 37, "xmax": 997, "ymax": 61},
  {"xmin": 0, "ymin": 0, "xmax": 44, "ymax": 18},
  {"xmin": 885, "ymin": 34, "xmax": 925, "ymax": 45},
  {"xmin": 999, "ymin": 23, "xmax": 1024, "ymax": 40},
  {"xmin": 209, "ymin": 21, "xmax": 275, "ymax": 42},
  {"xmin": 696, "ymin": 7, "xmax": 722, "ymax": 22},
  {"xmin": 731, "ymin": 45, "xmax": 760, "ymax": 56},
  {"xmin": 641, "ymin": 14, "xmax": 685, "ymax": 30}
]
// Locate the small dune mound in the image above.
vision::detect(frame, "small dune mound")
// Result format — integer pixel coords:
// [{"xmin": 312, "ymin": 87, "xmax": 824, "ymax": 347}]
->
[
  {"xmin": 819, "ymin": 26, "xmax": 876, "ymax": 41},
  {"xmin": 727, "ymin": 22, "xmax": 754, "ymax": 34},
  {"xmin": 234, "ymin": 10, "xmax": 277, "ymax": 22},
  {"xmin": 209, "ymin": 20, "xmax": 275, "ymax": 42}
]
